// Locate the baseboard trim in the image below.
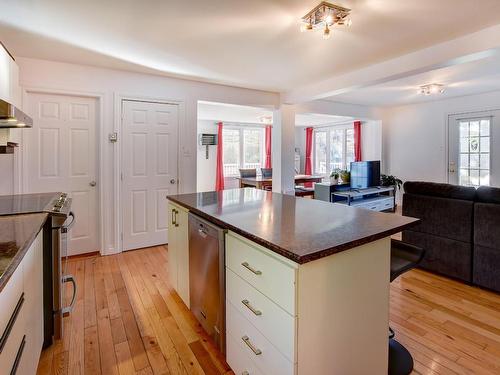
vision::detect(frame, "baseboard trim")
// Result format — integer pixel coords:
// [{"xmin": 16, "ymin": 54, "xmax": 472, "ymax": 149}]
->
[{"xmin": 67, "ymin": 251, "xmax": 100, "ymax": 260}]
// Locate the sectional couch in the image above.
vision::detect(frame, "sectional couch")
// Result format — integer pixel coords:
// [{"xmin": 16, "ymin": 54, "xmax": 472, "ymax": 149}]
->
[{"xmin": 402, "ymin": 181, "xmax": 500, "ymax": 293}]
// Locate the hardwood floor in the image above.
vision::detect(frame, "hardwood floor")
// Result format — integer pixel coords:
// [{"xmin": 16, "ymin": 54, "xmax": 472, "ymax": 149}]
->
[{"xmin": 37, "ymin": 246, "xmax": 500, "ymax": 375}]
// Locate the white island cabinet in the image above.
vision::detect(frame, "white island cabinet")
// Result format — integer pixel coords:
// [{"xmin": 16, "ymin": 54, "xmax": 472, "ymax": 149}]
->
[
  {"xmin": 225, "ymin": 231, "xmax": 390, "ymax": 375},
  {"xmin": 0, "ymin": 230, "xmax": 44, "ymax": 374},
  {"xmin": 167, "ymin": 201, "xmax": 190, "ymax": 307}
]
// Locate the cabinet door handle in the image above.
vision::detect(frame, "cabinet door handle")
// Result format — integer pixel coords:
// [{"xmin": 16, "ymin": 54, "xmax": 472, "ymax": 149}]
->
[
  {"xmin": 242, "ymin": 335, "xmax": 262, "ymax": 355},
  {"xmin": 171, "ymin": 209, "xmax": 176, "ymax": 226},
  {"xmin": 10, "ymin": 335, "xmax": 26, "ymax": 375},
  {"xmin": 174, "ymin": 209, "xmax": 179, "ymax": 227},
  {"xmin": 0, "ymin": 293, "xmax": 25, "ymax": 354},
  {"xmin": 242, "ymin": 299, "xmax": 262, "ymax": 316},
  {"xmin": 241, "ymin": 262, "xmax": 262, "ymax": 275}
]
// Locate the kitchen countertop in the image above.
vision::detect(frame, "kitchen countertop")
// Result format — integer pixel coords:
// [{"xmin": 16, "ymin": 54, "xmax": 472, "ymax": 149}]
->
[
  {"xmin": 167, "ymin": 188, "xmax": 419, "ymax": 264},
  {"xmin": 0, "ymin": 213, "xmax": 48, "ymax": 292}
]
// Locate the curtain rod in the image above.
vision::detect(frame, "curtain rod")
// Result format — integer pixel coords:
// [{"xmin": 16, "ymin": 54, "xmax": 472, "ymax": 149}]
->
[{"xmin": 300, "ymin": 121, "xmax": 359, "ymax": 130}]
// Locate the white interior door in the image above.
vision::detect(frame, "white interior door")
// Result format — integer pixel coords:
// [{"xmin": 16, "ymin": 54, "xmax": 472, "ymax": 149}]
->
[
  {"xmin": 448, "ymin": 110, "xmax": 500, "ymax": 187},
  {"xmin": 122, "ymin": 100, "xmax": 178, "ymax": 251},
  {"xmin": 26, "ymin": 93, "xmax": 99, "ymax": 255}
]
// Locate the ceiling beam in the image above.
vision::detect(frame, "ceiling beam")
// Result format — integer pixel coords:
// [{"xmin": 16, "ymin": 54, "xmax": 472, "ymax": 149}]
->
[{"xmin": 283, "ymin": 24, "xmax": 500, "ymax": 104}]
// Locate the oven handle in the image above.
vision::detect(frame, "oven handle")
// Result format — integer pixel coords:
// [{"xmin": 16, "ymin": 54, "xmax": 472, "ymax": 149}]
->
[
  {"xmin": 61, "ymin": 212, "xmax": 76, "ymax": 234},
  {"xmin": 61, "ymin": 274, "xmax": 77, "ymax": 316}
]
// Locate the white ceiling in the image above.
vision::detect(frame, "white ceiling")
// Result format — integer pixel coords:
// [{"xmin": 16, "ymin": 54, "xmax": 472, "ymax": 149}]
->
[
  {"xmin": 327, "ymin": 54, "xmax": 500, "ymax": 106},
  {"xmin": 2, "ymin": 0, "xmax": 500, "ymax": 93},
  {"xmin": 198, "ymin": 101, "xmax": 353, "ymax": 126}
]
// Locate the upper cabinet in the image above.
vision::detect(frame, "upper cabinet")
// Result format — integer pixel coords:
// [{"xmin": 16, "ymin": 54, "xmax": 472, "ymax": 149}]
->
[{"xmin": 0, "ymin": 42, "xmax": 21, "ymax": 108}]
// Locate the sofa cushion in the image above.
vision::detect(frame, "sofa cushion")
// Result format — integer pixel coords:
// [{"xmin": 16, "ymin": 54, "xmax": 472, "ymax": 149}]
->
[
  {"xmin": 402, "ymin": 230, "xmax": 472, "ymax": 282},
  {"xmin": 403, "ymin": 181, "xmax": 476, "ymax": 201},
  {"xmin": 474, "ymin": 202, "xmax": 500, "ymax": 248},
  {"xmin": 473, "ymin": 245, "xmax": 500, "ymax": 292},
  {"xmin": 475, "ymin": 186, "xmax": 500, "ymax": 204},
  {"xmin": 402, "ymin": 193, "xmax": 473, "ymax": 243}
]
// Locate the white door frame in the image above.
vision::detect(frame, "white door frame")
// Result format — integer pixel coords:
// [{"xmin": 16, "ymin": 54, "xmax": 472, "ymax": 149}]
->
[
  {"xmin": 21, "ymin": 86, "xmax": 105, "ymax": 254},
  {"xmin": 115, "ymin": 93, "xmax": 184, "ymax": 253},
  {"xmin": 446, "ymin": 107, "xmax": 500, "ymax": 184}
]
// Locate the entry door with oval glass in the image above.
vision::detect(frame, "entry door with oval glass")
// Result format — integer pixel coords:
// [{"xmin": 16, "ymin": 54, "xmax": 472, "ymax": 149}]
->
[
  {"xmin": 448, "ymin": 110, "xmax": 499, "ymax": 187},
  {"xmin": 122, "ymin": 100, "xmax": 179, "ymax": 251}
]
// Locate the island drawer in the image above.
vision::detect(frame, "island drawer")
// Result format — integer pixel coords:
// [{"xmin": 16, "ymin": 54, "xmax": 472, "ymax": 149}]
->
[
  {"xmin": 226, "ymin": 268, "xmax": 296, "ymax": 362},
  {"xmin": 226, "ymin": 331, "xmax": 265, "ymax": 375},
  {"xmin": 226, "ymin": 300, "xmax": 294, "ymax": 375},
  {"xmin": 226, "ymin": 231, "xmax": 297, "ymax": 315}
]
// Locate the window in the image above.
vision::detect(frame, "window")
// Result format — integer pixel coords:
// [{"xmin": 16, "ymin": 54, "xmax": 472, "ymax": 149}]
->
[
  {"xmin": 313, "ymin": 126, "xmax": 355, "ymax": 174},
  {"xmin": 459, "ymin": 119, "xmax": 490, "ymax": 187},
  {"xmin": 222, "ymin": 127, "xmax": 265, "ymax": 176}
]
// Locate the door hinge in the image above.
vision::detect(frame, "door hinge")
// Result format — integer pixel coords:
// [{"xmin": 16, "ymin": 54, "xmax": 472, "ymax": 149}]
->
[{"xmin": 121, "ymin": 232, "xmax": 123, "ymax": 241}]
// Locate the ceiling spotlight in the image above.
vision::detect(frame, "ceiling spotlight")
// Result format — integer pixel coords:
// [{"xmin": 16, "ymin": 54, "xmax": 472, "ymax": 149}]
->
[
  {"xmin": 419, "ymin": 83, "xmax": 445, "ymax": 95},
  {"xmin": 300, "ymin": 22, "xmax": 313, "ymax": 32},
  {"xmin": 300, "ymin": 2, "xmax": 351, "ymax": 39},
  {"xmin": 323, "ymin": 24, "xmax": 331, "ymax": 39}
]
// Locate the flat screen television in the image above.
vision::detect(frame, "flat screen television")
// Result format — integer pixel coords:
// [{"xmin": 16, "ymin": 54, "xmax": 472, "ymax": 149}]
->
[{"xmin": 350, "ymin": 161, "xmax": 381, "ymax": 189}]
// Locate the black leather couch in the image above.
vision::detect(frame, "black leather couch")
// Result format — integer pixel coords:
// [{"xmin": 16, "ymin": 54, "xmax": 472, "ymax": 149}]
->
[{"xmin": 402, "ymin": 181, "xmax": 499, "ymax": 292}]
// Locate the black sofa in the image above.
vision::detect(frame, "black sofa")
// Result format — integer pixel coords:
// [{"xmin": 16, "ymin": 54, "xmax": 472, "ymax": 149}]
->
[{"xmin": 402, "ymin": 181, "xmax": 499, "ymax": 292}]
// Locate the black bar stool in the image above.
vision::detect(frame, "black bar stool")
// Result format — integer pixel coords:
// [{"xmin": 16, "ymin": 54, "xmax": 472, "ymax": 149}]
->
[{"xmin": 389, "ymin": 239, "xmax": 425, "ymax": 375}]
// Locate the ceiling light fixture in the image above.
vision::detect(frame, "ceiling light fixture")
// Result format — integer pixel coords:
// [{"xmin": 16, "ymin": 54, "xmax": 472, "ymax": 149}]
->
[
  {"xmin": 300, "ymin": 1, "xmax": 352, "ymax": 39},
  {"xmin": 419, "ymin": 83, "xmax": 445, "ymax": 95}
]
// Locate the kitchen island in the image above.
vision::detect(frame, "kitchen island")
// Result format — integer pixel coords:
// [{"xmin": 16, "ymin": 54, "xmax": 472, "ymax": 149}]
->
[{"xmin": 167, "ymin": 188, "xmax": 418, "ymax": 375}]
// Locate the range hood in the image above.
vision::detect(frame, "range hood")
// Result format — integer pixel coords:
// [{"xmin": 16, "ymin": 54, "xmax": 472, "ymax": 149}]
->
[{"xmin": 0, "ymin": 99, "xmax": 33, "ymax": 128}]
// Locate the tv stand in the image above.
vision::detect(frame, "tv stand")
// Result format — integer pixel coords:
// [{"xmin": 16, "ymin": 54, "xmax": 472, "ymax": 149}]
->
[{"xmin": 333, "ymin": 186, "xmax": 396, "ymax": 212}]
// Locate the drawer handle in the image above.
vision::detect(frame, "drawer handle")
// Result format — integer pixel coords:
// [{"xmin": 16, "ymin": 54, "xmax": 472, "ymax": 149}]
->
[
  {"xmin": 241, "ymin": 262, "xmax": 262, "ymax": 275},
  {"xmin": 242, "ymin": 335, "xmax": 262, "ymax": 356},
  {"xmin": 10, "ymin": 335, "xmax": 26, "ymax": 375},
  {"xmin": 0, "ymin": 292, "xmax": 25, "ymax": 354},
  {"xmin": 174, "ymin": 209, "xmax": 179, "ymax": 227},
  {"xmin": 242, "ymin": 299, "xmax": 262, "ymax": 316}
]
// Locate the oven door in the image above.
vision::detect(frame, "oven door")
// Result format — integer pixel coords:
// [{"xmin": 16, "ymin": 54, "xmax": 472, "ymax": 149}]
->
[{"xmin": 52, "ymin": 211, "xmax": 76, "ymax": 339}]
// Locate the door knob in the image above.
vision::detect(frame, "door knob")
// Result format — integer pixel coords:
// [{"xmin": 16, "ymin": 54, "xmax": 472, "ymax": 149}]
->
[
  {"xmin": 170, "ymin": 179, "xmax": 176, "ymax": 184},
  {"xmin": 89, "ymin": 181, "xmax": 97, "ymax": 187}
]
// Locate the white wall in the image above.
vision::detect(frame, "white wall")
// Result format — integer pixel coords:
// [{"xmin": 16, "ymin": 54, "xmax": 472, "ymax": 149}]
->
[
  {"xmin": 196, "ymin": 120, "xmax": 217, "ymax": 192},
  {"xmin": 378, "ymin": 89, "xmax": 500, "ymax": 184},
  {"xmin": 13, "ymin": 57, "xmax": 279, "ymax": 254}
]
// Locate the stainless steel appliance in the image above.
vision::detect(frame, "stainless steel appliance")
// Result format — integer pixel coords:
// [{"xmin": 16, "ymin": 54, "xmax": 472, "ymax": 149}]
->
[
  {"xmin": 188, "ymin": 213, "xmax": 226, "ymax": 353},
  {"xmin": 0, "ymin": 192, "xmax": 76, "ymax": 345},
  {"xmin": 0, "ymin": 98, "xmax": 33, "ymax": 128},
  {"xmin": 51, "ymin": 194, "xmax": 76, "ymax": 340}
]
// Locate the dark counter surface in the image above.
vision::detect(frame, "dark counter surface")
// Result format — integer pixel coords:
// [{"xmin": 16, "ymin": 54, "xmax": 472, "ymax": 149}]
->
[
  {"xmin": 0, "ymin": 213, "xmax": 48, "ymax": 292},
  {"xmin": 167, "ymin": 189, "xmax": 419, "ymax": 264}
]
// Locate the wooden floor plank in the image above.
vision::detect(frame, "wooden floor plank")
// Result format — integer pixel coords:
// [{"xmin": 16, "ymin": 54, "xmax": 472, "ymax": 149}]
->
[{"xmin": 38, "ymin": 246, "xmax": 500, "ymax": 375}]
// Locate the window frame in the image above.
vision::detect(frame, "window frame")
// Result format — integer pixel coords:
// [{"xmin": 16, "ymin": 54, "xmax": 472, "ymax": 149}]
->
[
  {"xmin": 312, "ymin": 124, "xmax": 354, "ymax": 176},
  {"xmin": 222, "ymin": 125, "xmax": 266, "ymax": 177}
]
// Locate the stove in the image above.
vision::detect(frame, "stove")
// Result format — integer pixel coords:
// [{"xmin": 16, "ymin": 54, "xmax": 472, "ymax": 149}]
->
[
  {"xmin": 0, "ymin": 192, "xmax": 75, "ymax": 346},
  {"xmin": 0, "ymin": 192, "xmax": 71, "ymax": 216}
]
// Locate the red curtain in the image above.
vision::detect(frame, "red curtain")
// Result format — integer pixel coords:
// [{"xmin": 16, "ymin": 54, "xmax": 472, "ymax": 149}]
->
[
  {"xmin": 215, "ymin": 122, "xmax": 224, "ymax": 191},
  {"xmin": 354, "ymin": 121, "xmax": 362, "ymax": 162},
  {"xmin": 265, "ymin": 125, "xmax": 272, "ymax": 168},
  {"xmin": 304, "ymin": 127, "xmax": 313, "ymax": 175},
  {"xmin": 304, "ymin": 127, "xmax": 314, "ymax": 187}
]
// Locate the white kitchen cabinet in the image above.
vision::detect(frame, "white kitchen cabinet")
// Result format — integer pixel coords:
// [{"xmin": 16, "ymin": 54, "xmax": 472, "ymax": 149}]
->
[
  {"xmin": 0, "ymin": 43, "xmax": 21, "ymax": 107},
  {"xmin": 0, "ymin": 230, "xmax": 44, "ymax": 374},
  {"xmin": 225, "ymin": 230, "xmax": 390, "ymax": 375},
  {"xmin": 167, "ymin": 201, "xmax": 190, "ymax": 307},
  {"xmin": 22, "ymin": 231, "xmax": 44, "ymax": 374}
]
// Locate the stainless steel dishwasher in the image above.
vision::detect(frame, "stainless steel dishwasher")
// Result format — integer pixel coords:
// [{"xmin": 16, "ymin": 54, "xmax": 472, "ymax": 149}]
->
[{"xmin": 188, "ymin": 213, "xmax": 226, "ymax": 354}]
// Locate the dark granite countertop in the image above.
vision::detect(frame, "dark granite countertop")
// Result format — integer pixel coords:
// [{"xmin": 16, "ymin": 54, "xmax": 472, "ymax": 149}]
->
[
  {"xmin": 0, "ymin": 213, "xmax": 48, "ymax": 292},
  {"xmin": 167, "ymin": 189, "xmax": 419, "ymax": 264}
]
